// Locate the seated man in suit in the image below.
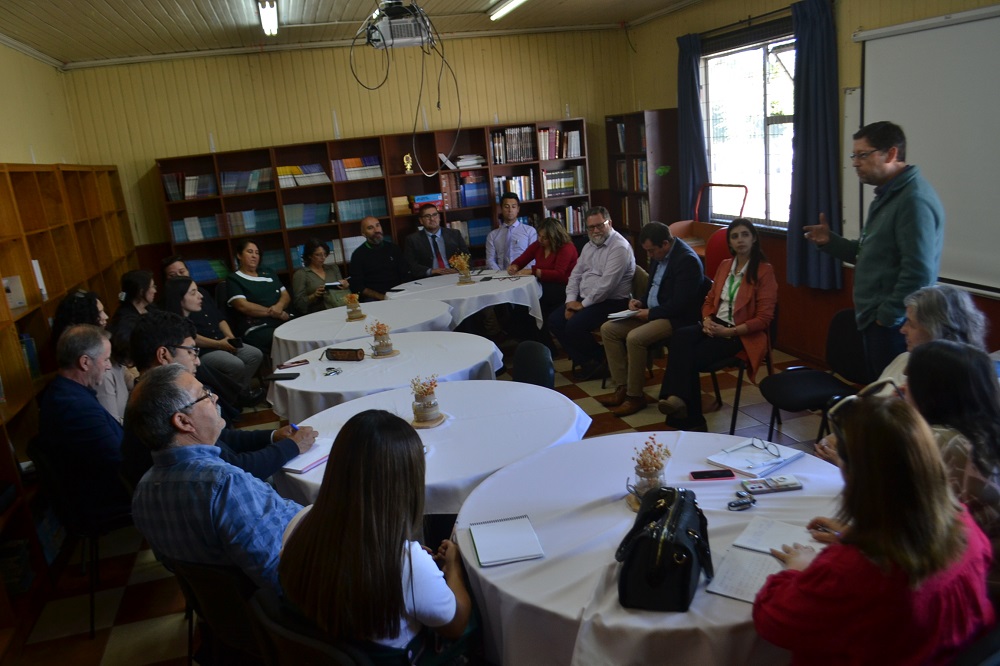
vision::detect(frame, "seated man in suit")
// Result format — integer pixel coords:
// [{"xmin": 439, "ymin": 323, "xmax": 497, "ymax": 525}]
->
[
  {"xmin": 548, "ymin": 206, "xmax": 636, "ymax": 379},
  {"xmin": 120, "ymin": 310, "xmax": 316, "ymax": 489},
  {"xmin": 128, "ymin": 363, "xmax": 302, "ymax": 593},
  {"xmin": 162, "ymin": 255, "xmax": 264, "ymax": 405},
  {"xmin": 403, "ymin": 204, "xmax": 469, "ymax": 278},
  {"xmin": 37, "ymin": 324, "xmax": 130, "ymax": 517},
  {"xmin": 350, "ymin": 216, "xmax": 411, "ymax": 301},
  {"xmin": 599, "ymin": 222, "xmax": 708, "ymax": 416}
]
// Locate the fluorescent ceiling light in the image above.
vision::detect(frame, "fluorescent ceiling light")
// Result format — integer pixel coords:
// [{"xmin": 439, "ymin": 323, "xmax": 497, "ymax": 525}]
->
[
  {"xmin": 259, "ymin": 1, "xmax": 278, "ymax": 36},
  {"xmin": 490, "ymin": 0, "xmax": 530, "ymax": 22}
]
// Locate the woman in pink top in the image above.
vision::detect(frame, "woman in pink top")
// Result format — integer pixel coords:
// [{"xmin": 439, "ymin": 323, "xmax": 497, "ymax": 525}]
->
[{"xmin": 754, "ymin": 396, "xmax": 995, "ymax": 665}]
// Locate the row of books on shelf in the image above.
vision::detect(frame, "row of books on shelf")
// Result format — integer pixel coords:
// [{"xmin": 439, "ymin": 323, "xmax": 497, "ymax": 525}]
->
[
  {"xmin": 542, "ymin": 166, "xmax": 586, "ymax": 197},
  {"xmin": 544, "ymin": 204, "xmax": 589, "ymax": 235},
  {"xmin": 284, "ymin": 203, "xmax": 334, "ymax": 229},
  {"xmin": 220, "ymin": 168, "xmax": 274, "ymax": 194},
  {"xmin": 613, "ymin": 121, "xmax": 648, "ymax": 154},
  {"xmin": 162, "ymin": 173, "xmax": 218, "ymax": 201},
  {"xmin": 619, "ymin": 196, "xmax": 651, "ymax": 227},
  {"xmin": 336, "ymin": 196, "xmax": 388, "ymax": 222},
  {"xmin": 538, "ymin": 128, "xmax": 582, "ymax": 160},
  {"xmin": 277, "ymin": 164, "xmax": 331, "ymax": 188},
  {"xmin": 447, "ymin": 218, "xmax": 492, "ymax": 247},
  {"xmin": 331, "ymin": 156, "xmax": 383, "ymax": 182},
  {"xmin": 171, "ymin": 209, "xmax": 282, "ymax": 242},
  {"xmin": 491, "ymin": 126, "xmax": 536, "ymax": 164},
  {"xmin": 440, "ymin": 171, "xmax": 490, "ymax": 209},
  {"xmin": 405, "ymin": 193, "xmax": 444, "ymax": 214},
  {"xmin": 614, "ymin": 158, "xmax": 648, "ymax": 192},
  {"xmin": 171, "ymin": 216, "xmax": 223, "ymax": 243},
  {"xmin": 494, "ymin": 171, "xmax": 536, "ymax": 202},
  {"xmin": 261, "ymin": 248, "xmax": 288, "ymax": 272}
]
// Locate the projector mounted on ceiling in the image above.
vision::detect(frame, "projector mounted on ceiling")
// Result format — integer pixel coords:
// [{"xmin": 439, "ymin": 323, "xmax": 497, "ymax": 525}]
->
[{"xmin": 365, "ymin": 0, "xmax": 434, "ymax": 49}]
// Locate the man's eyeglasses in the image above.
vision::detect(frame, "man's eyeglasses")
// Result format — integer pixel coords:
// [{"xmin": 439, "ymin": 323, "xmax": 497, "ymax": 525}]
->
[
  {"xmin": 169, "ymin": 344, "xmax": 201, "ymax": 357},
  {"xmin": 586, "ymin": 221, "xmax": 608, "ymax": 232},
  {"xmin": 849, "ymin": 149, "xmax": 882, "ymax": 160},
  {"xmin": 419, "ymin": 212, "xmax": 441, "ymax": 221},
  {"xmin": 179, "ymin": 386, "xmax": 214, "ymax": 412}
]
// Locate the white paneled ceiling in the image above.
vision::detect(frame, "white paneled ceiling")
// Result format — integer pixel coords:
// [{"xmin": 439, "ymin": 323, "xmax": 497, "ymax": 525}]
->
[{"xmin": 0, "ymin": 0, "xmax": 699, "ymax": 69}]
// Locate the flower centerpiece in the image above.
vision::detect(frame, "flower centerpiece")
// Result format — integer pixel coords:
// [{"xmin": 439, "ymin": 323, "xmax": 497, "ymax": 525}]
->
[
  {"xmin": 450, "ymin": 252, "xmax": 473, "ymax": 285},
  {"xmin": 627, "ymin": 434, "xmax": 672, "ymax": 510},
  {"xmin": 410, "ymin": 374, "xmax": 442, "ymax": 424},
  {"xmin": 366, "ymin": 320, "xmax": 394, "ymax": 357},
  {"xmin": 345, "ymin": 292, "xmax": 365, "ymax": 321}
]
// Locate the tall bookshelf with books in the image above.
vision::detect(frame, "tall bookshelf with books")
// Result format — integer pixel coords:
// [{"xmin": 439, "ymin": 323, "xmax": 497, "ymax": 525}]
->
[
  {"xmin": 0, "ymin": 163, "xmax": 136, "ymax": 659},
  {"xmin": 605, "ymin": 109, "xmax": 680, "ymax": 255},
  {"xmin": 156, "ymin": 118, "xmax": 590, "ymax": 271}
]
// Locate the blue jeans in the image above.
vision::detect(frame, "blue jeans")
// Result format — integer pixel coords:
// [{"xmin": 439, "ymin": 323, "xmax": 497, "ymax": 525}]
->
[{"xmin": 548, "ymin": 299, "xmax": 628, "ymax": 366}]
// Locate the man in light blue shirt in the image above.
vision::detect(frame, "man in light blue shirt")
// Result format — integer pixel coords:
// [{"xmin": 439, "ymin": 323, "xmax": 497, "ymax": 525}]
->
[
  {"xmin": 128, "ymin": 364, "xmax": 301, "ymax": 593},
  {"xmin": 486, "ymin": 192, "xmax": 537, "ymax": 270}
]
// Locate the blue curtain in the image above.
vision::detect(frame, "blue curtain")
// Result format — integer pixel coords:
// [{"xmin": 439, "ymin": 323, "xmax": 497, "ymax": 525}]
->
[
  {"xmin": 787, "ymin": 0, "xmax": 841, "ymax": 288},
  {"xmin": 677, "ymin": 34, "xmax": 710, "ymax": 221}
]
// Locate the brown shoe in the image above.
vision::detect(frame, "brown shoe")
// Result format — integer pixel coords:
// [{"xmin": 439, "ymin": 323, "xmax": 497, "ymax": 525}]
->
[
  {"xmin": 611, "ymin": 396, "xmax": 647, "ymax": 416},
  {"xmin": 597, "ymin": 386, "xmax": 627, "ymax": 407},
  {"xmin": 657, "ymin": 396, "xmax": 688, "ymax": 419}
]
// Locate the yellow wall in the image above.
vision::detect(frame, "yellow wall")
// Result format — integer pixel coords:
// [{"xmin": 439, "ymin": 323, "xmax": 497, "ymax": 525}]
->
[
  {"xmin": 48, "ymin": 0, "xmax": 1000, "ymax": 245},
  {"xmin": 64, "ymin": 32, "xmax": 632, "ymax": 245},
  {"xmin": 0, "ymin": 44, "xmax": 77, "ymax": 165}
]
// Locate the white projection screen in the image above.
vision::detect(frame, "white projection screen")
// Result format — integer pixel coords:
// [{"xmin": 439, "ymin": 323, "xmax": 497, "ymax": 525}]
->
[{"xmin": 859, "ymin": 8, "xmax": 1000, "ymax": 294}]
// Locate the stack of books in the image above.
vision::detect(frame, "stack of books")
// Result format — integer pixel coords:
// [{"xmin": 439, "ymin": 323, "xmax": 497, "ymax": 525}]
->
[
  {"xmin": 455, "ymin": 154, "xmax": 486, "ymax": 168},
  {"xmin": 542, "ymin": 166, "xmax": 585, "ymax": 197},
  {"xmin": 276, "ymin": 165, "xmax": 332, "ymax": 188},
  {"xmin": 408, "ymin": 193, "xmax": 443, "ymax": 213},
  {"xmin": 392, "ymin": 196, "xmax": 411, "ymax": 215},
  {"xmin": 331, "ymin": 156, "xmax": 383, "ymax": 181}
]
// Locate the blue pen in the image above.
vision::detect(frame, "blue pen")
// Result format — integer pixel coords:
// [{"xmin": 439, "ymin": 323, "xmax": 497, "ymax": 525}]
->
[{"xmin": 289, "ymin": 423, "xmax": 299, "ymax": 432}]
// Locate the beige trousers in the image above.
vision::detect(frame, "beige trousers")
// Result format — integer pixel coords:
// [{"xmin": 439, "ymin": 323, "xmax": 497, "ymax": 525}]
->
[{"xmin": 600, "ymin": 318, "xmax": 674, "ymax": 396}]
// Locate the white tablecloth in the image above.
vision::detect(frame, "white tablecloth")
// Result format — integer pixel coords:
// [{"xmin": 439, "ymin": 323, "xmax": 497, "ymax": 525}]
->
[
  {"xmin": 271, "ymin": 299, "xmax": 453, "ymax": 366},
  {"xmin": 386, "ymin": 272, "xmax": 543, "ymax": 328},
  {"xmin": 273, "ymin": 380, "xmax": 592, "ymax": 514},
  {"xmin": 455, "ymin": 432, "xmax": 844, "ymax": 665},
  {"xmin": 267, "ymin": 331, "xmax": 504, "ymax": 424}
]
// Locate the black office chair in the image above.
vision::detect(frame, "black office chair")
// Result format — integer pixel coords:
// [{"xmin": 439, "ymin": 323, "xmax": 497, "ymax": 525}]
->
[
  {"xmin": 249, "ymin": 588, "xmax": 375, "ymax": 666},
  {"xmin": 170, "ymin": 560, "xmax": 263, "ymax": 665},
  {"xmin": 758, "ymin": 308, "xmax": 872, "ymax": 442},
  {"xmin": 696, "ymin": 304, "xmax": 778, "ymax": 436},
  {"xmin": 27, "ymin": 437, "xmax": 132, "ymax": 639},
  {"xmin": 512, "ymin": 340, "xmax": 555, "ymax": 389}
]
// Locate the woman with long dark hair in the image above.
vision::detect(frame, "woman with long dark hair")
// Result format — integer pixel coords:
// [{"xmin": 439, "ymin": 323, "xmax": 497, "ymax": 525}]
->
[
  {"xmin": 907, "ymin": 339, "xmax": 1000, "ymax": 600},
  {"xmin": 657, "ymin": 218, "xmax": 777, "ymax": 431},
  {"xmin": 754, "ymin": 396, "xmax": 995, "ymax": 663},
  {"xmin": 280, "ymin": 410, "xmax": 472, "ymax": 657}
]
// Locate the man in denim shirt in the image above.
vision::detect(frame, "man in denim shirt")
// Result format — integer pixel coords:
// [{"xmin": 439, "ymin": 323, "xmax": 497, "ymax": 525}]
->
[{"xmin": 128, "ymin": 364, "xmax": 301, "ymax": 592}]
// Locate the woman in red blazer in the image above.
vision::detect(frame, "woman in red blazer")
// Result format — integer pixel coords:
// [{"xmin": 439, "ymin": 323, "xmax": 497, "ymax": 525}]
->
[{"xmin": 657, "ymin": 218, "xmax": 777, "ymax": 431}]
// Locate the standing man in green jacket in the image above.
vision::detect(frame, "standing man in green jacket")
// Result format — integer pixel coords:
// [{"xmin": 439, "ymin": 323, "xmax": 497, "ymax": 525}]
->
[{"xmin": 804, "ymin": 121, "xmax": 944, "ymax": 380}]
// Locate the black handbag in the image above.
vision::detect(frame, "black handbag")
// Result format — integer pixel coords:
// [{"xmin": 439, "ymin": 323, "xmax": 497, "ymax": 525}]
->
[{"xmin": 615, "ymin": 487, "xmax": 713, "ymax": 612}]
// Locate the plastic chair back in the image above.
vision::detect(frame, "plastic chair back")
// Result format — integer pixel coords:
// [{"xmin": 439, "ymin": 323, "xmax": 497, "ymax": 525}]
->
[
  {"xmin": 825, "ymin": 309, "xmax": 873, "ymax": 385},
  {"xmin": 512, "ymin": 341, "xmax": 555, "ymax": 389},
  {"xmin": 703, "ymin": 228, "xmax": 730, "ymax": 278}
]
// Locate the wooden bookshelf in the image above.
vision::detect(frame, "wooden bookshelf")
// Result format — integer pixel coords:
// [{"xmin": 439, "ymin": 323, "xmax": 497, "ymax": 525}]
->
[
  {"xmin": 605, "ymin": 109, "xmax": 680, "ymax": 264},
  {"xmin": 0, "ymin": 163, "xmax": 136, "ymax": 660},
  {"xmin": 155, "ymin": 118, "xmax": 590, "ymax": 272}
]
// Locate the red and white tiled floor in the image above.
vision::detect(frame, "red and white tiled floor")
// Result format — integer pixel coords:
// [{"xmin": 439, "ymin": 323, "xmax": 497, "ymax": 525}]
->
[{"xmin": 14, "ymin": 347, "xmax": 826, "ymax": 665}]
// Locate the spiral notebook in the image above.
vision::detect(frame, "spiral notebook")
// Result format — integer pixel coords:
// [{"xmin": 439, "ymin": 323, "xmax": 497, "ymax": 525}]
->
[{"xmin": 469, "ymin": 515, "xmax": 544, "ymax": 567}]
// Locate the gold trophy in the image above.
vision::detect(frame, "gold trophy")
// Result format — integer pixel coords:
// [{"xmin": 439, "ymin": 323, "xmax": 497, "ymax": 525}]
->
[{"xmin": 403, "ymin": 153, "xmax": 413, "ymax": 174}]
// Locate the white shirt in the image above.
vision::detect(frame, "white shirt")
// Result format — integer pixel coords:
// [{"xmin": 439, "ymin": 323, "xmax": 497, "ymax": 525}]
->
[{"xmin": 485, "ymin": 221, "xmax": 537, "ymax": 270}]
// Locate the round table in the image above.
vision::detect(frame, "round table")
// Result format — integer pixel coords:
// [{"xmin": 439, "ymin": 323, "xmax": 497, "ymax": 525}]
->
[
  {"xmin": 454, "ymin": 432, "xmax": 843, "ymax": 665},
  {"xmin": 273, "ymin": 380, "xmax": 592, "ymax": 514},
  {"xmin": 386, "ymin": 271, "xmax": 543, "ymax": 328},
  {"xmin": 271, "ymin": 299, "xmax": 453, "ymax": 366},
  {"xmin": 266, "ymin": 331, "xmax": 504, "ymax": 424}
]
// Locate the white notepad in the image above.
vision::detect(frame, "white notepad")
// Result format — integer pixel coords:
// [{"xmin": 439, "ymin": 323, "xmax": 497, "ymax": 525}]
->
[
  {"xmin": 281, "ymin": 437, "xmax": 333, "ymax": 474},
  {"xmin": 732, "ymin": 516, "xmax": 815, "ymax": 554},
  {"xmin": 707, "ymin": 548, "xmax": 782, "ymax": 603},
  {"xmin": 469, "ymin": 515, "xmax": 544, "ymax": 567},
  {"xmin": 705, "ymin": 438, "xmax": 805, "ymax": 478}
]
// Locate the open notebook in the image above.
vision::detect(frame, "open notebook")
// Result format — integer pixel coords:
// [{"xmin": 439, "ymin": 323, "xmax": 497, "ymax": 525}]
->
[
  {"xmin": 469, "ymin": 515, "xmax": 544, "ymax": 567},
  {"xmin": 281, "ymin": 437, "xmax": 333, "ymax": 474}
]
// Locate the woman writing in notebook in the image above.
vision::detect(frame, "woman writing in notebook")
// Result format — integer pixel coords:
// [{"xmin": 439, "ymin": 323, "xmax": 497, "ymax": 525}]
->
[
  {"xmin": 753, "ymin": 396, "xmax": 994, "ymax": 664},
  {"xmin": 657, "ymin": 218, "xmax": 777, "ymax": 431},
  {"xmin": 279, "ymin": 410, "xmax": 473, "ymax": 661}
]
